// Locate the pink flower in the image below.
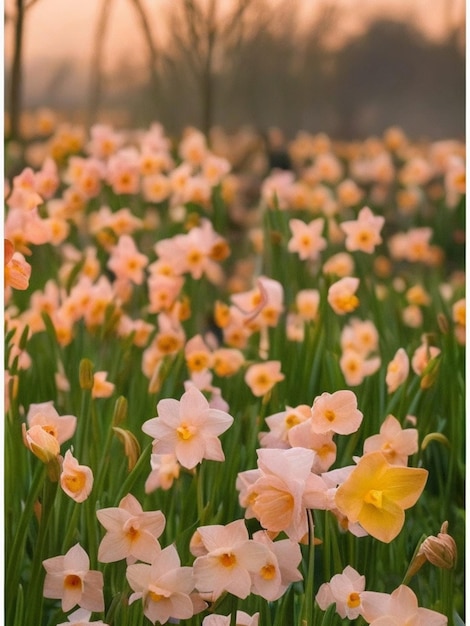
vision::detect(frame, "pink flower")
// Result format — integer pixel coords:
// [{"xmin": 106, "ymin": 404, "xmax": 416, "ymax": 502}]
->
[
  {"xmin": 327, "ymin": 277, "xmax": 360, "ymax": 315},
  {"xmin": 363, "ymin": 415, "xmax": 418, "ymax": 466},
  {"xmin": 96, "ymin": 493, "xmax": 166, "ymax": 564},
  {"xmin": 288, "ymin": 423, "xmax": 337, "ymax": 473},
  {"xmin": 142, "ymin": 386, "xmax": 234, "ymax": 469},
  {"xmin": 251, "ymin": 530, "xmax": 303, "ymax": 601},
  {"xmin": 287, "ymin": 218, "xmax": 327, "ymax": 261},
  {"xmin": 92, "ymin": 371, "xmax": 115, "ymax": 398},
  {"xmin": 145, "ymin": 453, "xmax": 181, "ymax": 493},
  {"xmin": 244, "ymin": 361, "xmax": 285, "ymax": 397},
  {"xmin": 57, "ymin": 608, "xmax": 109, "ymax": 625},
  {"xmin": 316, "ymin": 565, "xmax": 366, "ymax": 619},
  {"xmin": 241, "ymin": 447, "xmax": 328, "ymax": 541},
  {"xmin": 311, "ymin": 390, "xmax": 363, "ymax": 435},
  {"xmin": 340, "ymin": 349, "xmax": 381, "ymax": 386},
  {"xmin": 43, "ymin": 543, "xmax": 104, "ymax": 613},
  {"xmin": 259, "ymin": 404, "xmax": 312, "ymax": 449},
  {"xmin": 27, "ymin": 400, "xmax": 77, "ymax": 445},
  {"xmin": 127, "ymin": 544, "xmax": 203, "ymax": 624},
  {"xmin": 386, "ymin": 348, "xmax": 410, "ymax": 393},
  {"xmin": 192, "ymin": 519, "xmax": 270, "ymax": 600},
  {"xmin": 203, "ymin": 611, "xmax": 259, "ymax": 626},
  {"xmin": 340, "ymin": 206, "xmax": 385, "ymax": 254},
  {"xmin": 107, "ymin": 235, "xmax": 148, "ymax": 285},
  {"xmin": 411, "ymin": 340, "xmax": 441, "ymax": 376},
  {"xmin": 60, "ymin": 450, "xmax": 93, "ymax": 503},
  {"xmin": 361, "ymin": 584, "xmax": 447, "ymax": 625}
]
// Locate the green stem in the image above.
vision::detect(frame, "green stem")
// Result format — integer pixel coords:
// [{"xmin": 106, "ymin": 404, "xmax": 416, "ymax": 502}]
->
[{"xmin": 301, "ymin": 510, "xmax": 316, "ymax": 624}]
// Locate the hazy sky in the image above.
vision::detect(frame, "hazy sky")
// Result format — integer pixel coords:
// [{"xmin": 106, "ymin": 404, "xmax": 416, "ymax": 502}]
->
[{"xmin": 4, "ymin": 0, "xmax": 465, "ymax": 74}]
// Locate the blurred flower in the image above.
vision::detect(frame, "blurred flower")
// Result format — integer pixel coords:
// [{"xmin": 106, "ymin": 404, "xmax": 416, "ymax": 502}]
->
[
  {"xmin": 43, "ymin": 543, "xmax": 104, "ymax": 613},
  {"xmin": 259, "ymin": 404, "xmax": 311, "ymax": 449},
  {"xmin": 361, "ymin": 584, "xmax": 447, "ymax": 625},
  {"xmin": 340, "ymin": 206, "xmax": 385, "ymax": 254},
  {"xmin": 244, "ymin": 361, "xmax": 285, "ymax": 397},
  {"xmin": 386, "ymin": 348, "xmax": 409, "ymax": 393},
  {"xmin": 145, "ymin": 453, "xmax": 181, "ymax": 493},
  {"xmin": 202, "ymin": 611, "xmax": 259, "ymax": 626},
  {"xmin": 60, "ymin": 450, "xmax": 93, "ymax": 503},
  {"xmin": 57, "ymin": 607, "xmax": 109, "ymax": 625},
  {"xmin": 4, "ymin": 239, "xmax": 31, "ymax": 291},
  {"xmin": 323, "ymin": 252, "xmax": 355, "ymax": 277},
  {"xmin": 107, "ymin": 235, "xmax": 148, "ymax": 285},
  {"xmin": 316, "ymin": 565, "xmax": 366, "ymax": 619},
  {"xmin": 411, "ymin": 339, "xmax": 441, "ymax": 376},
  {"xmin": 335, "ymin": 451, "xmax": 428, "ymax": 543},
  {"xmin": 287, "ymin": 217, "xmax": 326, "ymax": 261},
  {"xmin": 97, "ymin": 493, "xmax": 165, "ymax": 564},
  {"xmin": 142, "ymin": 386, "xmax": 233, "ymax": 469},
  {"xmin": 363, "ymin": 415, "xmax": 418, "ymax": 465},
  {"xmin": 327, "ymin": 277, "xmax": 360, "ymax": 315},
  {"xmin": 127, "ymin": 544, "xmax": 202, "ymax": 624},
  {"xmin": 22, "ymin": 423, "xmax": 60, "ymax": 464},
  {"xmin": 92, "ymin": 371, "xmax": 115, "ymax": 398},
  {"xmin": 339, "ymin": 349, "xmax": 380, "ymax": 386},
  {"xmin": 295, "ymin": 289, "xmax": 320, "ymax": 321}
]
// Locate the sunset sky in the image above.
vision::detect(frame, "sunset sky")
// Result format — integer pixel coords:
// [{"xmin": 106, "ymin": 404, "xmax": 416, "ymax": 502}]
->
[{"xmin": 4, "ymin": 0, "xmax": 465, "ymax": 74}]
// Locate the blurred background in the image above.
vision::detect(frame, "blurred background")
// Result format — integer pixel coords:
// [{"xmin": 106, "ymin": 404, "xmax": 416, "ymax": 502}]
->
[{"xmin": 4, "ymin": 0, "xmax": 465, "ymax": 142}]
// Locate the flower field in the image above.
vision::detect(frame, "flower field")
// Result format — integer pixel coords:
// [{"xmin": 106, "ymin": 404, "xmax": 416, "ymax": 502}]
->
[{"xmin": 4, "ymin": 120, "xmax": 465, "ymax": 626}]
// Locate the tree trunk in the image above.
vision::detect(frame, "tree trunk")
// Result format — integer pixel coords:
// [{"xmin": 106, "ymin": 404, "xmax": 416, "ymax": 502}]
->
[
  {"xmin": 87, "ymin": 0, "xmax": 113, "ymax": 127},
  {"xmin": 8, "ymin": 0, "xmax": 25, "ymax": 141}
]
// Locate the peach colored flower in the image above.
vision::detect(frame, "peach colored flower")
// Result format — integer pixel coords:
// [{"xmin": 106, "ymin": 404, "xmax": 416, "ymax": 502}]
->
[
  {"xmin": 231, "ymin": 276, "xmax": 284, "ymax": 330},
  {"xmin": 251, "ymin": 530, "xmax": 303, "ymax": 601},
  {"xmin": 43, "ymin": 543, "xmax": 104, "ymax": 613},
  {"xmin": 316, "ymin": 565, "xmax": 366, "ymax": 619},
  {"xmin": 22, "ymin": 423, "xmax": 60, "ymax": 464},
  {"xmin": 411, "ymin": 340, "xmax": 441, "ymax": 376},
  {"xmin": 142, "ymin": 173, "xmax": 172, "ymax": 203},
  {"xmin": 127, "ymin": 544, "xmax": 202, "ymax": 624},
  {"xmin": 452, "ymin": 298, "xmax": 465, "ymax": 327},
  {"xmin": 311, "ymin": 390, "xmax": 363, "ymax": 435},
  {"xmin": 296, "ymin": 289, "xmax": 320, "ymax": 321},
  {"xmin": 360, "ymin": 584, "xmax": 447, "ymax": 625},
  {"xmin": 340, "ymin": 206, "xmax": 385, "ymax": 253},
  {"xmin": 244, "ymin": 361, "xmax": 285, "ymax": 397},
  {"xmin": 386, "ymin": 348, "xmax": 410, "ymax": 393},
  {"xmin": 335, "ymin": 451, "xmax": 428, "ymax": 543},
  {"xmin": 259, "ymin": 404, "xmax": 312, "ymax": 449},
  {"xmin": 4, "ymin": 239, "xmax": 31, "ymax": 291},
  {"xmin": 142, "ymin": 386, "xmax": 234, "ymax": 469},
  {"xmin": 202, "ymin": 611, "xmax": 259, "ymax": 626},
  {"xmin": 192, "ymin": 519, "xmax": 270, "ymax": 600},
  {"xmin": 288, "ymin": 423, "xmax": 337, "ymax": 473},
  {"xmin": 323, "ymin": 252, "xmax": 355, "ymax": 277},
  {"xmin": 92, "ymin": 371, "xmax": 115, "ymax": 398},
  {"xmin": 107, "ymin": 235, "xmax": 148, "ymax": 285},
  {"xmin": 60, "ymin": 450, "xmax": 93, "ymax": 503},
  {"xmin": 340, "ymin": 349, "xmax": 381, "ymax": 386},
  {"xmin": 184, "ymin": 334, "xmax": 213, "ymax": 373},
  {"xmin": 242, "ymin": 447, "xmax": 328, "ymax": 541},
  {"xmin": 57, "ymin": 607, "xmax": 109, "ymax": 625},
  {"xmin": 287, "ymin": 217, "xmax": 327, "ymax": 261},
  {"xmin": 363, "ymin": 415, "xmax": 418, "ymax": 465},
  {"xmin": 97, "ymin": 493, "xmax": 165, "ymax": 564},
  {"xmin": 340, "ymin": 318, "xmax": 379, "ymax": 356},
  {"xmin": 26, "ymin": 401, "xmax": 77, "ymax": 445},
  {"xmin": 212, "ymin": 348, "xmax": 245, "ymax": 377},
  {"xmin": 145, "ymin": 453, "xmax": 181, "ymax": 493},
  {"xmin": 327, "ymin": 277, "xmax": 360, "ymax": 315}
]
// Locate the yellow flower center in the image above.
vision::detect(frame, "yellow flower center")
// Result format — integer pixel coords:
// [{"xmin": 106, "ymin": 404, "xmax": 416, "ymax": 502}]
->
[
  {"xmin": 219, "ymin": 552, "xmax": 237, "ymax": 568},
  {"xmin": 176, "ymin": 424, "xmax": 193, "ymax": 441},
  {"xmin": 347, "ymin": 591, "xmax": 361, "ymax": 608},
  {"xmin": 364, "ymin": 489, "xmax": 383, "ymax": 509},
  {"xmin": 41, "ymin": 424, "xmax": 58, "ymax": 439},
  {"xmin": 261, "ymin": 563, "xmax": 277, "ymax": 580},
  {"xmin": 285, "ymin": 413, "xmax": 300, "ymax": 428},
  {"xmin": 149, "ymin": 590, "xmax": 165, "ymax": 602}
]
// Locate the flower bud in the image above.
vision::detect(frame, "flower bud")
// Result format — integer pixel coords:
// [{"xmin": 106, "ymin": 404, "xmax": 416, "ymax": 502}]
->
[
  {"xmin": 112, "ymin": 427, "xmax": 141, "ymax": 471},
  {"xmin": 112, "ymin": 396, "xmax": 128, "ymax": 426},
  {"xmin": 79, "ymin": 358, "xmax": 94, "ymax": 390},
  {"xmin": 22, "ymin": 423, "xmax": 60, "ymax": 464},
  {"xmin": 418, "ymin": 521, "xmax": 457, "ymax": 569}
]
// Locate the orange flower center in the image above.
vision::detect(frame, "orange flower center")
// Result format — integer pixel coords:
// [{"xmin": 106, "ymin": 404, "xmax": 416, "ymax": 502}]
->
[
  {"xmin": 63, "ymin": 472, "xmax": 86, "ymax": 494},
  {"xmin": 64, "ymin": 574, "xmax": 82, "ymax": 590},
  {"xmin": 260, "ymin": 563, "xmax": 277, "ymax": 580},
  {"xmin": 347, "ymin": 591, "xmax": 361, "ymax": 608},
  {"xmin": 41, "ymin": 424, "xmax": 58, "ymax": 439},
  {"xmin": 324, "ymin": 409, "xmax": 336, "ymax": 422},
  {"xmin": 219, "ymin": 552, "xmax": 237, "ymax": 568}
]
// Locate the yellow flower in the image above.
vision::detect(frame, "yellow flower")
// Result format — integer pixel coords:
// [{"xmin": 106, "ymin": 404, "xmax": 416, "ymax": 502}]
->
[{"xmin": 335, "ymin": 451, "xmax": 428, "ymax": 543}]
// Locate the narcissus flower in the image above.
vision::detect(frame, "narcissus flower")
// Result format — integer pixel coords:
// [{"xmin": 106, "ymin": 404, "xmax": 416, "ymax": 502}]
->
[
  {"xmin": 335, "ymin": 451, "xmax": 428, "ymax": 543},
  {"xmin": 142, "ymin": 386, "xmax": 234, "ymax": 469},
  {"xmin": 127, "ymin": 544, "xmax": 203, "ymax": 624},
  {"xmin": 244, "ymin": 361, "xmax": 285, "ymax": 397},
  {"xmin": 43, "ymin": 543, "xmax": 104, "ymax": 613},
  {"xmin": 316, "ymin": 565, "xmax": 366, "ymax": 619},
  {"xmin": 57, "ymin": 608, "xmax": 109, "ymax": 625},
  {"xmin": 360, "ymin": 584, "xmax": 447, "ymax": 625},
  {"xmin": 60, "ymin": 450, "xmax": 94, "ymax": 503},
  {"xmin": 202, "ymin": 611, "xmax": 259, "ymax": 626},
  {"xmin": 327, "ymin": 277, "xmax": 360, "ymax": 315},
  {"xmin": 386, "ymin": 348, "xmax": 410, "ymax": 393},
  {"xmin": 311, "ymin": 390, "xmax": 363, "ymax": 435},
  {"xmin": 363, "ymin": 415, "xmax": 418, "ymax": 465},
  {"xmin": 287, "ymin": 217, "xmax": 327, "ymax": 261},
  {"xmin": 96, "ymin": 493, "xmax": 166, "ymax": 564},
  {"xmin": 340, "ymin": 206, "xmax": 385, "ymax": 254}
]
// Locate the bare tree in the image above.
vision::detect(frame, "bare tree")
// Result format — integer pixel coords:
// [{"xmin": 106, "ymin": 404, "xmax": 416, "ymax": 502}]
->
[
  {"xmin": 87, "ymin": 0, "xmax": 160, "ymax": 126},
  {"xmin": 6, "ymin": 0, "xmax": 40, "ymax": 141},
  {"xmin": 163, "ymin": 0, "xmax": 272, "ymax": 138}
]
